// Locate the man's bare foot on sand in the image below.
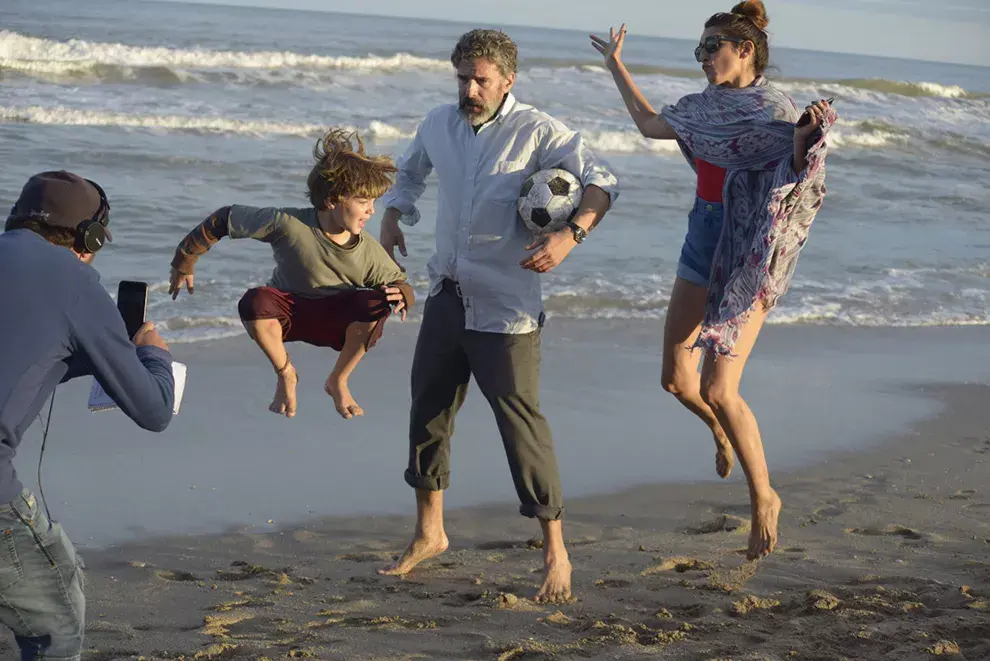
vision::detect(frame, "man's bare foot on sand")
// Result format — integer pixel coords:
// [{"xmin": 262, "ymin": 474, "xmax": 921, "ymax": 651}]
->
[
  {"xmin": 378, "ymin": 531, "xmax": 449, "ymax": 576},
  {"xmin": 714, "ymin": 429, "xmax": 735, "ymax": 479},
  {"xmin": 269, "ymin": 362, "xmax": 298, "ymax": 418},
  {"xmin": 534, "ymin": 552, "xmax": 572, "ymax": 604},
  {"xmin": 324, "ymin": 374, "xmax": 363, "ymax": 419},
  {"xmin": 747, "ymin": 488, "xmax": 782, "ymax": 560}
]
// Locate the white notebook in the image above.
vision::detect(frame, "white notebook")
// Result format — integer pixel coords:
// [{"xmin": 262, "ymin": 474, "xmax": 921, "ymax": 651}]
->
[{"xmin": 88, "ymin": 362, "xmax": 187, "ymax": 414}]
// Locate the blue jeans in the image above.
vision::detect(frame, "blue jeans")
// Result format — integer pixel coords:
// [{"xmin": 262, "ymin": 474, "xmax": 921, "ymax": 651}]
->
[
  {"xmin": 676, "ymin": 197, "xmax": 725, "ymax": 288},
  {"xmin": 0, "ymin": 491, "xmax": 85, "ymax": 661}
]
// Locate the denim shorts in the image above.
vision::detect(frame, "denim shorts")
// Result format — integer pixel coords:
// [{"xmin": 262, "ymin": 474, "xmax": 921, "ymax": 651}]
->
[
  {"xmin": 0, "ymin": 490, "xmax": 85, "ymax": 661},
  {"xmin": 676, "ymin": 197, "xmax": 725, "ymax": 288}
]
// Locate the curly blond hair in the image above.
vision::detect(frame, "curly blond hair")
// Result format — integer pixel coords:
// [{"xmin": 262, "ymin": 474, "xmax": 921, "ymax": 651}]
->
[{"xmin": 306, "ymin": 128, "xmax": 398, "ymax": 209}]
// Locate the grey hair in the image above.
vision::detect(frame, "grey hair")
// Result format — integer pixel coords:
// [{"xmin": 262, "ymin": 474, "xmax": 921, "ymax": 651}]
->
[{"xmin": 450, "ymin": 29, "xmax": 518, "ymax": 77}]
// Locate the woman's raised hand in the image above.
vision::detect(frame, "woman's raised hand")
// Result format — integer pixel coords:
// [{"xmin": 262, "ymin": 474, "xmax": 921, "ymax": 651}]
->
[{"xmin": 589, "ymin": 24, "xmax": 627, "ymax": 70}]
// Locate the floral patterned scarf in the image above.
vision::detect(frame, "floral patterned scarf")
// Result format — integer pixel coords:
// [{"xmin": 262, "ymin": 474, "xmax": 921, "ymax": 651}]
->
[{"xmin": 661, "ymin": 77, "xmax": 836, "ymax": 357}]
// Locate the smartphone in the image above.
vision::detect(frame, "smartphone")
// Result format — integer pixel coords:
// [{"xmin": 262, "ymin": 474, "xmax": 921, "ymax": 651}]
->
[
  {"xmin": 796, "ymin": 97, "xmax": 835, "ymax": 128},
  {"xmin": 117, "ymin": 280, "xmax": 149, "ymax": 339}
]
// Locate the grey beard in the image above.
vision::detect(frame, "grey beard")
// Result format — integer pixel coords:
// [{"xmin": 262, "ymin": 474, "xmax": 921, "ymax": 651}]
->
[{"xmin": 461, "ymin": 106, "xmax": 496, "ymax": 126}]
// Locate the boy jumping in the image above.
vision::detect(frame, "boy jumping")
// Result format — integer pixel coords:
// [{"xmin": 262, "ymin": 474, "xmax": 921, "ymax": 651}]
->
[{"xmin": 168, "ymin": 128, "xmax": 413, "ymax": 419}]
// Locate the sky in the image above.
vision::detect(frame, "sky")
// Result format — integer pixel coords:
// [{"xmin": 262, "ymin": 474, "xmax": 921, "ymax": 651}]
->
[{"xmin": 164, "ymin": 0, "xmax": 990, "ymax": 66}]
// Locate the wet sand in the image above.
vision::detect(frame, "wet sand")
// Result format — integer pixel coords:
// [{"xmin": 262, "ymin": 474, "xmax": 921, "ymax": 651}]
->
[{"xmin": 3, "ymin": 323, "xmax": 989, "ymax": 659}]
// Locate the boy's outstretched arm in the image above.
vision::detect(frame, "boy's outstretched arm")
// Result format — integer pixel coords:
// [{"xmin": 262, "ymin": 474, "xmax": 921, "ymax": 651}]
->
[{"xmin": 169, "ymin": 206, "xmax": 232, "ymax": 299}]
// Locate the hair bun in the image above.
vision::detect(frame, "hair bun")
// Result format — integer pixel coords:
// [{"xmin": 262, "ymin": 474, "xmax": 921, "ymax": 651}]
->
[{"xmin": 730, "ymin": 0, "xmax": 769, "ymax": 30}]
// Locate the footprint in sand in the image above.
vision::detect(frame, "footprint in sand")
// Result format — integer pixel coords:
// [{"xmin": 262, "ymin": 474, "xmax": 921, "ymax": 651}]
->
[
  {"xmin": 82, "ymin": 651, "xmax": 143, "ymax": 661},
  {"xmin": 476, "ymin": 538, "xmax": 547, "ymax": 551},
  {"xmin": 338, "ymin": 552, "xmax": 389, "ymax": 562},
  {"xmin": 338, "ymin": 615, "xmax": 441, "ymax": 630},
  {"xmin": 84, "ymin": 621, "xmax": 139, "ymax": 639},
  {"xmin": 476, "ymin": 540, "xmax": 524, "ymax": 550},
  {"xmin": 642, "ymin": 557, "xmax": 714, "ymax": 576},
  {"xmin": 814, "ymin": 500, "xmax": 853, "ymax": 518},
  {"xmin": 476, "ymin": 537, "xmax": 595, "ymax": 551},
  {"xmin": 594, "ymin": 578, "xmax": 633, "ymax": 588},
  {"xmin": 844, "ymin": 525, "xmax": 928, "ymax": 541},
  {"xmin": 685, "ymin": 514, "xmax": 750, "ymax": 535},
  {"xmin": 154, "ymin": 569, "xmax": 201, "ymax": 582},
  {"xmin": 443, "ymin": 591, "xmax": 487, "ymax": 607}
]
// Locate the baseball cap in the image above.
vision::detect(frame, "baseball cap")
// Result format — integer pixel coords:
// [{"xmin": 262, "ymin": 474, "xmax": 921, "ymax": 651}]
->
[{"xmin": 7, "ymin": 170, "xmax": 112, "ymax": 242}]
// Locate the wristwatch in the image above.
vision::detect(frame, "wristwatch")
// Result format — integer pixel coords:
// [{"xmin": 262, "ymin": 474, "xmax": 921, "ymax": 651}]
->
[{"xmin": 566, "ymin": 220, "xmax": 588, "ymax": 244}]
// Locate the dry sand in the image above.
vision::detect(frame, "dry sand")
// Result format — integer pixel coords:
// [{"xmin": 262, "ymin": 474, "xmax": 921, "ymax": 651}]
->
[{"xmin": 8, "ymin": 381, "xmax": 987, "ymax": 660}]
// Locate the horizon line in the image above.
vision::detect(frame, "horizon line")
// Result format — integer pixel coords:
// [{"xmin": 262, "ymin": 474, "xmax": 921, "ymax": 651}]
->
[{"xmin": 150, "ymin": 0, "xmax": 987, "ymax": 70}]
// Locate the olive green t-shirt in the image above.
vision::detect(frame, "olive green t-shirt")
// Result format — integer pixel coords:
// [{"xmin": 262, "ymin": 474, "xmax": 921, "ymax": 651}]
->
[{"xmin": 228, "ymin": 205, "xmax": 405, "ymax": 298}]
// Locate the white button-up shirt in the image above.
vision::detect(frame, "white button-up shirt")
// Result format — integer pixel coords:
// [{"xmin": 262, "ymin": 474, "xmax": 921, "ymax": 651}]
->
[{"xmin": 383, "ymin": 93, "xmax": 619, "ymax": 335}]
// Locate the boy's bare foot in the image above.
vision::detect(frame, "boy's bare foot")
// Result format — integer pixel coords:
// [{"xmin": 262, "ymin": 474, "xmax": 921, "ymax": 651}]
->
[
  {"xmin": 534, "ymin": 552, "xmax": 572, "ymax": 604},
  {"xmin": 747, "ymin": 488, "xmax": 782, "ymax": 560},
  {"xmin": 324, "ymin": 374, "xmax": 363, "ymax": 419},
  {"xmin": 714, "ymin": 429, "xmax": 735, "ymax": 479},
  {"xmin": 269, "ymin": 361, "xmax": 298, "ymax": 418},
  {"xmin": 378, "ymin": 531, "xmax": 449, "ymax": 576}
]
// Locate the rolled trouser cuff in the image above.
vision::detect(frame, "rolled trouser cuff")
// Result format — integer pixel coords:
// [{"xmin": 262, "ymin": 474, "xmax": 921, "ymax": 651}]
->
[
  {"xmin": 404, "ymin": 469, "xmax": 450, "ymax": 491},
  {"xmin": 519, "ymin": 503, "xmax": 564, "ymax": 521}
]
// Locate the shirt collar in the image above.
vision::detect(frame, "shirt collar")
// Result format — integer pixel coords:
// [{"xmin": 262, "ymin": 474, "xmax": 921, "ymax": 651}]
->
[
  {"xmin": 469, "ymin": 92, "xmax": 517, "ymax": 133},
  {"xmin": 494, "ymin": 92, "xmax": 516, "ymax": 123}
]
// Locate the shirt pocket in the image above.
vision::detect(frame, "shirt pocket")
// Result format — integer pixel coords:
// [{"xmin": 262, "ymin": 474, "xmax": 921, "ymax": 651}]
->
[{"xmin": 487, "ymin": 160, "xmax": 531, "ymax": 203}]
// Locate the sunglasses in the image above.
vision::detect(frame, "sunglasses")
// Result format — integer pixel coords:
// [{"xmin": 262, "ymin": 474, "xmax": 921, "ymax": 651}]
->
[{"xmin": 694, "ymin": 35, "xmax": 745, "ymax": 63}]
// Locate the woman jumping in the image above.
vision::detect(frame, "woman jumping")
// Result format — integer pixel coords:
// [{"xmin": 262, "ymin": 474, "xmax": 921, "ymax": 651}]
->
[{"xmin": 591, "ymin": 0, "xmax": 835, "ymax": 559}]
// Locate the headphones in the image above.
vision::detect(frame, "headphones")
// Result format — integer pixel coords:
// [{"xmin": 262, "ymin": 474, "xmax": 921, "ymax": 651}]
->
[
  {"xmin": 74, "ymin": 179, "xmax": 111, "ymax": 254},
  {"xmin": 5, "ymin": 179, "xmax": 111, "ymax": 254}
]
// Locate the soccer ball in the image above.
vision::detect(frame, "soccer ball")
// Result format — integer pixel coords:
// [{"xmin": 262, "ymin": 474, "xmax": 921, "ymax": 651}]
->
[{"xmin": 517, "ymin": 168, "xmax": 582, "ymax": 235}]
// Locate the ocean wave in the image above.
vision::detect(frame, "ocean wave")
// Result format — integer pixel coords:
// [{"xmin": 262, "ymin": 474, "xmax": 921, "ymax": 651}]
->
[
  {"xmin": 140, "ymin": 265, "xmax": 990, "ymax": 342},
  {"xmin": 828, "ymin": 118, "xmax": 990, "ymax": 157},
  {"xmin": 0, "ymin": 104, "xmax": 415, "ymax": 140},
  {"xmin": 580, "ymin": 130, "xmax": 683, "ymax": 154},
  {"xmin": 2, "ymin": 31, "xmax": 984, "ymax": 102},
  {"xmin": 157, "ymin": 315, "xmax": 246, "ymax": 343},
  {"xmin": 831, "ymin": 78, "xmax": 971, "ymax": 99},
  {"xmin": 6, "ymin": 102, "xmax": 984, "ymax": 157},
  {"xmin": 0, "ymin": 30, "xmax": 451, "ymax": 77},
  {"xmin": 155, "ymin": 300, "xmax": 990, "ymax": 343}
]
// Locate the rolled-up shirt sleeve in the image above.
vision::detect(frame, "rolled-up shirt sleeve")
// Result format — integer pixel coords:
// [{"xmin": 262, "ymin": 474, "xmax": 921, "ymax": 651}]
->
[
  {"xmin": 537, "ymin": 119, "xmax": 620, "ymax": 208},
  {"xmin": 382, "ymin": 122, "xmax": 434, "ymax": 227}
]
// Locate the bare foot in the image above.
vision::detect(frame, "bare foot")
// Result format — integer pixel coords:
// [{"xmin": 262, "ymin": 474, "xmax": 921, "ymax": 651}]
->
[
  {"xmin": 534, "ymin": 554, "xmax": 572, "ymax": 603},
  {"xmin": 378, "ymin": 532, "xmax": 449, "ymax": 576},
  {"xmin": 324, "ymin": 374, "xmax": 363, "ymax": 419},
  {"xmin": 747, "ymin": 489, "xmax": 782, "ymax": 560},
  {"xmin": 714, "ymin": 429, "xmax": 735, "ymax": 479},
  {"xmin": 269, "ymin": 363, "xmax": 298, "ymax": 418}
]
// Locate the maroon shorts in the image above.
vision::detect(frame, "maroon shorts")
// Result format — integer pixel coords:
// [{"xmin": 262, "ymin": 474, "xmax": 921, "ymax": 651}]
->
[{"xmin": 237, "ymin": 286, "xmax": 392, "ymax": 352}]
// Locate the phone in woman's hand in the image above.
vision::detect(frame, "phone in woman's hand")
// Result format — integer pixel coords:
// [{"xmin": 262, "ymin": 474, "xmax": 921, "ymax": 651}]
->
[{"xmin": 797, "ymin": 97, "xmax": 835, "ymax": 128}]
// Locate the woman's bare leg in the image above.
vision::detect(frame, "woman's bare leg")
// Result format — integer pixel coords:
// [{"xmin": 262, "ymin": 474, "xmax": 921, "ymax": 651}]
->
[
  {"xmin": 699, "ymin": 305, "xmax": 779, "ymax": 560},
  {"xmin": 662, "ymin": 277, "xmax": 734, "ymax": 478}
]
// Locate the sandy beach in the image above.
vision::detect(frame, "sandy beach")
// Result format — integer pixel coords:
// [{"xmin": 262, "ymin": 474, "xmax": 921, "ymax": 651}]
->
[{"xmin": 2, "ymin": 322, "xmax": 988, "ymax": 660}]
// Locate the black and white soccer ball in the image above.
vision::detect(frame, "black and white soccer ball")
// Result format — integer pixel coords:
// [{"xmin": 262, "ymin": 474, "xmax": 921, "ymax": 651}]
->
[{"xmin": 517, "ymin": 168, "xmax": 582, "ymax": 234}]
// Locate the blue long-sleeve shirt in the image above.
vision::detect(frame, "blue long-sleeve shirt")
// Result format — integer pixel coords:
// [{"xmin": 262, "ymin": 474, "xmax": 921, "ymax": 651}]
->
[{"xmin": 0, "ymin": 229, "xmax": 175, "ymax": 504}]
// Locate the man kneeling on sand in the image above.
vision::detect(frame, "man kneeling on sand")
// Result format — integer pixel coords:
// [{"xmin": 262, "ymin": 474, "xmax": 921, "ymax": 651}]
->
[
  {"xmin": 168, "ymin": 128, "xmax": 413, "ymax": 418},
  {"xmin": 1, "ymin": 171, "xmax": 176, "ymax": 660}
]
